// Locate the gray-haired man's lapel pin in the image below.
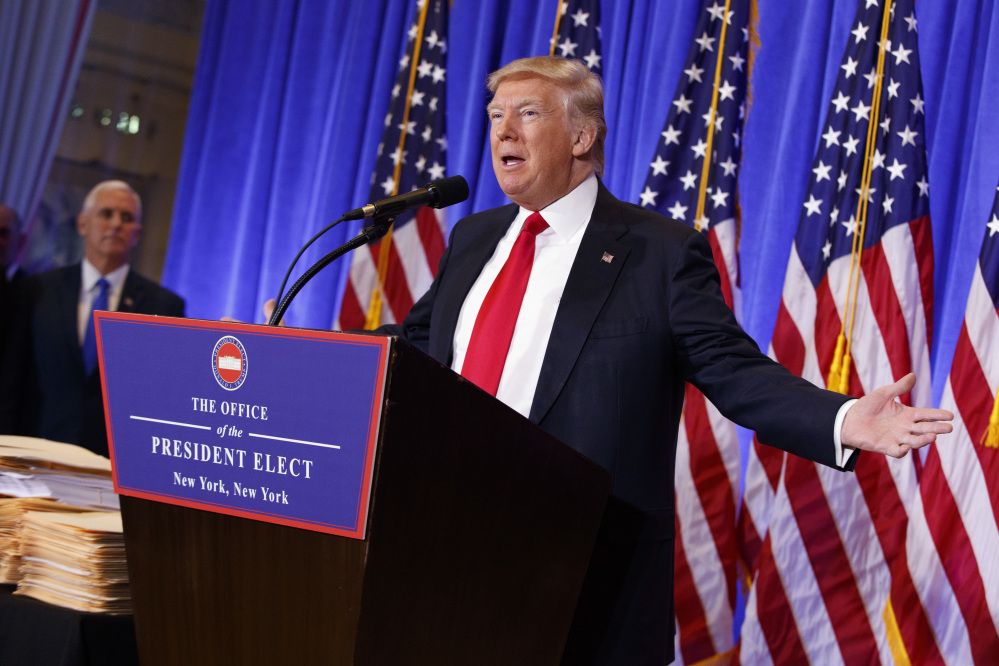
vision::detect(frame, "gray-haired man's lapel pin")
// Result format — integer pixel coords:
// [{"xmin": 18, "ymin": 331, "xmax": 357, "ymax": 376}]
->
[
  {"xmin": 601, "ymin": 252, "xmax": 614, "ymax": 264},
  {"xmin": 123, "ymin": 297, "xmax": 134, "ymax": 308}
]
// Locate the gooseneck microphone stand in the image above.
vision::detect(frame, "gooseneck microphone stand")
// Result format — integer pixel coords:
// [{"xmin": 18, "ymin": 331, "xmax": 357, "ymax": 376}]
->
[{"xmin": 267, "ymin": 216, "xmax": 395, "ymax": 327}]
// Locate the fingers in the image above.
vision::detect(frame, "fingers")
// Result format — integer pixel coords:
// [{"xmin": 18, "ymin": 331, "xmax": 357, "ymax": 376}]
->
[
  {"xmin": 885, "ymin": 372, "xmax": 916, "ymax": 399},
  {"xmin": 904, "ymin": 433, "xmax": 940, "ymax": 449},
  {"xmin": 911, "ymin": 420, "xmax": 953, "ymax": 435},
  {"xmin": 885, "ymin": 444, "xmax": 912, "ymax": 459},
  {"xmin": 262, "ymin": 298, "xmax": 286, "ymax": 326},
  {"xmin": 908, "ymin": 421, "xmax": 951, "ymax": 446},
  {"xmin": 912, "ymin": 407, "xmax": 954, "ymax": 423},
  {"xmin": 897, "ymin": 421, "xmax": 952, "ymax": 450}
]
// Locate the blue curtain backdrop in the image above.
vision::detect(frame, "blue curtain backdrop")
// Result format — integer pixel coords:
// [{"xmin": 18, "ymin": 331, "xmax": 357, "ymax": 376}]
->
[
  {"xmin": 0, "ymin": 0, "xmax": 95, "ymax": 240},
  {"xmin": 163, "ymin": 0, "xmax": 999, "ymax": 409}
]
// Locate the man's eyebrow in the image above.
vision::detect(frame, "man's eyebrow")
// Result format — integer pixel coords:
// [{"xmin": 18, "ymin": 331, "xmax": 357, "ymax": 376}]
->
[
  {"xmin": 487, "ymin": 97, "xmax": 548, "ymax": 112},
  {"xmin": 96, "ymin": 206, "xmax": 136, "ymax": 216}
]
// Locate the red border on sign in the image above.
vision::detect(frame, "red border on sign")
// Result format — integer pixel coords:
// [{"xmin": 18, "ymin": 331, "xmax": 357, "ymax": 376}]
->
[{"xmin": 95, "ymin": 312, "xmax": 390, "ymax": 539}]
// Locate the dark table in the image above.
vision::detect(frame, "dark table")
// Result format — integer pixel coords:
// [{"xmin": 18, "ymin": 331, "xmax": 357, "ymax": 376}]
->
[{"xmin": 0, "ymin": 584, "xmax": 139, "ymax": 665}]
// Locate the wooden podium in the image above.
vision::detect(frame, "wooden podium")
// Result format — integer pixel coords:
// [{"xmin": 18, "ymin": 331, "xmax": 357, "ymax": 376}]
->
[{"xmin": 110, "ymin": 326, "xmax": 612, "ymax": 664}]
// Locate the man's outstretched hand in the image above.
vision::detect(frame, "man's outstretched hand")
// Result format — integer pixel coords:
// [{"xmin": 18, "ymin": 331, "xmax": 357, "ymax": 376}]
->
[{"xmin": 841, "ymin": 373, "xmax": 953, "ymax": 458}]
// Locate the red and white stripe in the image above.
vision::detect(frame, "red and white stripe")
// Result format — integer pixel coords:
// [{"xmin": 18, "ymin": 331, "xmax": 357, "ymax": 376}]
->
[
  {"xmin": 911, "ymin": 257, "xmax": 999, "ymax": 664},
  {"xmin": 337, "ymin": 207, "xmax": 447, "ymax": 329},
  {"xmin": 672, "ymin": 217, "xmax": 742, "ymax": 664},
  {"xmin": 739, "ymin": 218, "xmax": 945, "ymax": 664}
]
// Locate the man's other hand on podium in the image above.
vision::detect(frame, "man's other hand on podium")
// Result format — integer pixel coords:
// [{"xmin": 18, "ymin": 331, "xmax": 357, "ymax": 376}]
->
[{"xmin": 219, "ymin": 299, "xmax": 285, "ymax": 326}]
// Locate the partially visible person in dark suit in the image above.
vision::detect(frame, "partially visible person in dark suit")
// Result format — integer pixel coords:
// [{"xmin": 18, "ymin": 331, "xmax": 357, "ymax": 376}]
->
[
  {"xmin": 0, "ymin": 204, "xmax": 27, "ymax": 361},
  {"xmin": 0, "ymin": 204, "xmax": 25, "ymax": 283},
  {"xmin": 0, "ymin": 181, "xmax": 185, "ymax": 457}
]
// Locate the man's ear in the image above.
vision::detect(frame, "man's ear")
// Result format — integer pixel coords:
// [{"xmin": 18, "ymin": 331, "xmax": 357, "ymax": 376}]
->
[
  {"xmin": 572, "ymin": 121, "xmax": 597, "ymax": 158},
  {"xmin": 76, "ymin": 212, "xmax": 88, "ymax": 238}
]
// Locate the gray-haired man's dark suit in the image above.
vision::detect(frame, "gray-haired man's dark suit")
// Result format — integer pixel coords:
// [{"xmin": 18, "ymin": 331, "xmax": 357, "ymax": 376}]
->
[{"xmin": 0, "ymin": 264, "xmax": 185, "ymax": 458}]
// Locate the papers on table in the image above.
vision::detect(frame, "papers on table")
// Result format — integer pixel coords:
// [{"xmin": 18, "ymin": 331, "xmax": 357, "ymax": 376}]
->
[
  {"xmin": 0, "ymin": 436, "xmax": 129, "ymax": 614},
  {"xmin": 14, "ymin": 510, "xmax": 131, "ymax": 615},
  {"xmin": 0, "ymin": 436, "xmax": 116, "ymax": 510},
  {"xmin": 0, "ymin": 497, "xmax": 93, "ymax": 584}
]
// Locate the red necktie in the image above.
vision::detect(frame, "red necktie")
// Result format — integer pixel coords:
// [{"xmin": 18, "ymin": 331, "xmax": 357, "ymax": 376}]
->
[{"xmin": 461, "ymin": 211, "xmax": 549, "ymax": 395}]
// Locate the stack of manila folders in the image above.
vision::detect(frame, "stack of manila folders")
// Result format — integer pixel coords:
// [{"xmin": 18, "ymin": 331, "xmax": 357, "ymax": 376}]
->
[{"xmin": 0, "ymin": 435, "xmax": 129, "ymax": 614}]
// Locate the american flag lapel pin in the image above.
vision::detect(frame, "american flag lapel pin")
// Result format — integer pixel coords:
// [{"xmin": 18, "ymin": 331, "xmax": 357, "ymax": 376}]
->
[{"xmin": 601, "ymin": 252, "xmax": 614, "ymax": 264}]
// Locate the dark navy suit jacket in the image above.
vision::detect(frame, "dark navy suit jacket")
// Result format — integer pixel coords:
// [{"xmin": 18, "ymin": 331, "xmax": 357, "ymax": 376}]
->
[
  {"xmin": 0, "ymin": 264, "xmax": 185, "ymax": 457},
  {"xmin": 384, "ymin": 182, "xmax": 852, "ymax": 664}
]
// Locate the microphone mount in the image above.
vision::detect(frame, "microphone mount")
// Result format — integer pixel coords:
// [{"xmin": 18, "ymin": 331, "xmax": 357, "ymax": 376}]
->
[
  {"xmin": 268, "ymin": 216, "xmax": 397, "ymax": 326},
  {"xmin": 267, "ymin": 175, "xmax": 467, "ymax": 327}
]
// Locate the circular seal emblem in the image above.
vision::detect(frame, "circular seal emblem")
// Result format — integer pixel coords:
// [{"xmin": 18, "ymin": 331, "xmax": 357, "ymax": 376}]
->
[{"xmin": 212, "ymin": 336, "xmax": 247, "ymax": 391}]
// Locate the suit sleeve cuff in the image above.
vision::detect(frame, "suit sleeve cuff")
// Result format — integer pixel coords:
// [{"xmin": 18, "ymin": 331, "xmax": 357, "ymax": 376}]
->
[{"xmin": 834, "ymin": 398, "xmax": 859, "ymax": 468}]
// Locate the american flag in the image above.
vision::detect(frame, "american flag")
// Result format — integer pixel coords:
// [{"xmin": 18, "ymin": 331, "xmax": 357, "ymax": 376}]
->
[
  {"xmin": 551, "ymin": 0, "xmax": 602, "ymax": 72},
  {"xmin": 638, "ymin": 1, "xmax": 751, "ymax": 662},
  {"xmin": 738, "ymin": 0, "xmax": 946, "ymax": 662},
  {"xmin": 337, "ymin": 0, "xmax": 450, "ymax": 330},
  {"xmin": 909, "ymin": 186, "xmax": 999, "ymax": 662}
]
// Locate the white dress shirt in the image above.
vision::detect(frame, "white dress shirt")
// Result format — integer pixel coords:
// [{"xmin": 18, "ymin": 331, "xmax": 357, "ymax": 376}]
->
[
  {"xmin": 78, "ymin": 259, "xmax": 130, "ymax": 344},
  {"xmin": 452, "ymin": 174, "xmax": 598, "ymax": 417}
]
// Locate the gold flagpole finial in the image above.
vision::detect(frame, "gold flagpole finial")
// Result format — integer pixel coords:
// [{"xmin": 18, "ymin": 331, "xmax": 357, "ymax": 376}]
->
[{"xmin": 550, "ymin": 0, "xmax": 567, "ymax": 56}]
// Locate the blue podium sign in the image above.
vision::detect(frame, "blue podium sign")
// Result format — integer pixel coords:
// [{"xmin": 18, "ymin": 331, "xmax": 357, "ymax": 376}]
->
[{"xmin": 95, "ymin": 313, "xmax": 390, "ymax": 539}]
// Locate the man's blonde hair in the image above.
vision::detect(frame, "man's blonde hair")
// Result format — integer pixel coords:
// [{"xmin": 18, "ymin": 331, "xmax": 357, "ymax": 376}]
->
[{"xmin": 487, "ymin": 56, "xmax": 607, "ymax": 176}]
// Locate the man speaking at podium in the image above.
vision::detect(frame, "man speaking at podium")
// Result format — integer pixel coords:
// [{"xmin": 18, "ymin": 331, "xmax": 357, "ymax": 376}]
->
[{"xmin": 355, "ymin": 56, "xmax": 952, "ymax": 664}]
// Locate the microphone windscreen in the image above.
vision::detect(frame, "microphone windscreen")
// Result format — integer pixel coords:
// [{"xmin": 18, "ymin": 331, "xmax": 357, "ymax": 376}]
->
[{"xmin": 430, "ymin": 176, "xmax": 469, "ymax": 208}]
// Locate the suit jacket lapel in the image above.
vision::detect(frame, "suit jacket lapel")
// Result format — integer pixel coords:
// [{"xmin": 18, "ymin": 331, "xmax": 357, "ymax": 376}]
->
[
  {"xmin": 529, "ymin": 184, "xmax": 630, "ymax": 423},
  {"xmin": 118, "ymin": 270, "xmax": 144, "ymax": 313},
  {"xmin": 429, "ymin": 204, "xmax": 518, "ymax": 365}
]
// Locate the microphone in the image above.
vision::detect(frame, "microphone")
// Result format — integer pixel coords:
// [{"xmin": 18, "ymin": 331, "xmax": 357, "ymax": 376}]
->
[
  {"xmin": 343, "ymin": 175, "xmax": 469, "ymax": 221},
  {"xmin": 268, "ymin": 175, "xmax": 470, "ymax": 326}
]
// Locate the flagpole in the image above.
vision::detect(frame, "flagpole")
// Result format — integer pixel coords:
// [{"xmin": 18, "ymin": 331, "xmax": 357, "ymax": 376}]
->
[
  {"xmin": 828, "ymin": 0, "xmax": 892, "ymax": 393},
  {"xmin": 550, "ymin": 0, "xmax": 567, "ymax": 55},
  {"xmin": 365, "ymin": 0, "xmax": 433, "ymax": 329},
  {"xmin": 694, "ymin": 0, "xmax": 733, "ymax": 232},
  {"xmin": 833, "ymin": 5, "xmax": 920, "ymax": 661}
]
